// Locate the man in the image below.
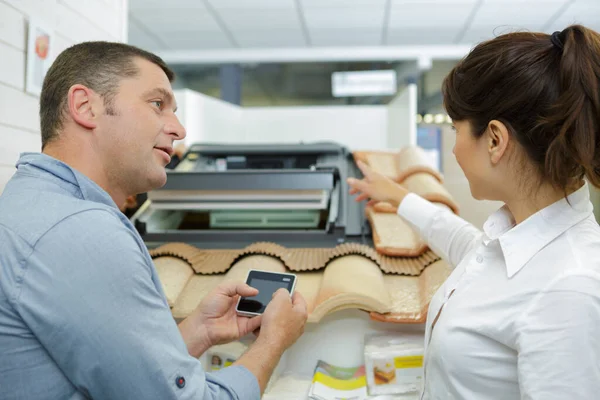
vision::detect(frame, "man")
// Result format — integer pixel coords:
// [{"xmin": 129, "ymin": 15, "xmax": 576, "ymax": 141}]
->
[
  {"xmin": 0, "ymin": 42, "xmax": 307, "ymax": 399},
  {"xmin": 121, "ymin": 143, "xmax": 187, "ymax": 217}
]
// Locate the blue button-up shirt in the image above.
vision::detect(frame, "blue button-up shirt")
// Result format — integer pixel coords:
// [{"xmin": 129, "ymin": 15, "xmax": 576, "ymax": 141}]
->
[{"xmin": 0, "ymin": 153, "xmax": 260, "ymax": 400}]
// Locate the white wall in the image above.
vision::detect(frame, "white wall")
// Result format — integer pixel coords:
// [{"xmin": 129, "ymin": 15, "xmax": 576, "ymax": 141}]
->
[
  {"xmin": 387, "ymin": 83, "xmax": 417, "ymax": 150},
  {"xmin": 242, "ymin": 106, "xmax": 388, "ymax": 150},
  {"xmin": 174, "ymin": 89, "xmax": 243, "ymax": 147},
  {"xmin": 175, "ymin": 90, "xmax": 391, "ymax": 151},
  {"xmin": 0, "ymin": 0, "xmax": 128, "ymax": 193}
]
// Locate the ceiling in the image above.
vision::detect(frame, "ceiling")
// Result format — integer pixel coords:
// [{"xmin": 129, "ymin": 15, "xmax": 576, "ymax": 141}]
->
[
  {"xmin": 128, "ymin": 0, "xmax": 600, "ymax": 51},
  {"xmin": 127, "ymin": 0, "xmax": 600, "ymax": 108}
]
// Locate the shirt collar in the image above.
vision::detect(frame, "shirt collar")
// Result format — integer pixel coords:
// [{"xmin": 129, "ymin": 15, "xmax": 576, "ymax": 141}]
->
[
  {"xmin": 483, "ymin": 182, "xmax": 593, "ymax": 278},
  {"xmin": 16, "ymin": 152, "xmax": 118, "ymax": 209}
]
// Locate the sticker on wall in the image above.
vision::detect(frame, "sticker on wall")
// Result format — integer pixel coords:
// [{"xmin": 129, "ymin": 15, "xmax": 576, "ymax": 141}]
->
[{"xmin": 26, "ymin": 19, "xmax": 54, "ymax": 96}]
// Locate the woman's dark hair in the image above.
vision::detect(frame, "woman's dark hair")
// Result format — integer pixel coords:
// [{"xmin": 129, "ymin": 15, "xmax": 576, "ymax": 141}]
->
[{"xmin": 442, "ymin": 25, "xmax": 600, "ymax": 192}]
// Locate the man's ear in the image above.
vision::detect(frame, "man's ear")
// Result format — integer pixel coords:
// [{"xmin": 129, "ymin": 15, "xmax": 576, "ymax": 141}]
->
[
  {"xmin": 486, "ymin": 120, "xmax": 510, "ymax": 165},
  {"xmin": 67, "ymin": 84, "xmax": 98, "ymax": 130}
]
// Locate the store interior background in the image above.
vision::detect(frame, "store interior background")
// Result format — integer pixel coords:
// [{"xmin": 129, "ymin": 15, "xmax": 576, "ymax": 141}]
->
[
  {"xmin": 3, "ymin": 0, "xmax": 599, "ymax": 227},
  {"xmin": 2, "ymin": 0, "xmax": 600, "ymax": 397}
]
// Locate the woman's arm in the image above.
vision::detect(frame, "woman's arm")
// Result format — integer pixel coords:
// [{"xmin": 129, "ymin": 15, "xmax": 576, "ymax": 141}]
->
[
  {"xmin": 348, "ymin": 160, "xmax": 481, "ymax": 268},
  {"xmin": 397, "ymin": 193, "xmax": 481, "ymax": 267}
]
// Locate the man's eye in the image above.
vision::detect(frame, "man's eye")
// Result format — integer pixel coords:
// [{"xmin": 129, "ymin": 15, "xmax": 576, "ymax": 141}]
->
[{"xmin": 152, "ymin": 100, "xmax": 163, "ymax": 109}]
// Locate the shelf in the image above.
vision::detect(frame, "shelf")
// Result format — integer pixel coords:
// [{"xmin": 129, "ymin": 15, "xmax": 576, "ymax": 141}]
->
[
  {"xmin": 200, "ymin": 309, "xmax": 425, "ymax": 399},
  {"xmin": 267, "ymin": 309, "xmax": 424, "ymax": 399}
]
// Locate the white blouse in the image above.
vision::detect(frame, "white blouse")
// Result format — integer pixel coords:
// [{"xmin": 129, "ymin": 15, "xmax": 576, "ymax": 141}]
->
[{"xmin": 398, "ymin": 183, "xmax": 600, "ymax": 399}]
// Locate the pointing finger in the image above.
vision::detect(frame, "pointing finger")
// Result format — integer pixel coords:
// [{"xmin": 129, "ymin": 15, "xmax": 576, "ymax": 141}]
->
[{"xmin": 356, "ymin": 160, "xmax": 373, "ymax": 179}]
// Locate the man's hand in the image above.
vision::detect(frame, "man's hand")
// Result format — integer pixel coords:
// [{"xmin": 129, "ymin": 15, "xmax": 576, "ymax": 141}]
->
[
  {"xmin": 178, "ymin": 283, "xmax": 262, "ymax": 358},
  {"xmin": 234, "ymin": 288, "xmax": 308, "ymax": 394},
  {"xmin": 255, "ymin": 288, "xmax": 308, "ymax": 351},
  {"xmin": 347, "ymin": 160, "xmax": 409, "ymax": 209}
]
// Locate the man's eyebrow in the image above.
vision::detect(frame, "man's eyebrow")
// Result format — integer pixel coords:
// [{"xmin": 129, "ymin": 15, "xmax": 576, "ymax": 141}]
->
[{"xmin": 143, "ymin": 88, "xmax": 177, "ymax": 111}]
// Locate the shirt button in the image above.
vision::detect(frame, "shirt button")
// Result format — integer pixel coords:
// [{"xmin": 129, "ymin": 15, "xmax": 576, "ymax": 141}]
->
[
  {"xmin": 476, "ymin": 255, "xmax": 483, "ymax": 263},
  {"xmin": 175, "ymin": 376, "xmax": 186, "ymax": 389}
]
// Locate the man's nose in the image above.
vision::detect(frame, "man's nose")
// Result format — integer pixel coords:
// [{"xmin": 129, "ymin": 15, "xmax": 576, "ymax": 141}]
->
[{"xmin": 166, "ymin": 114, "xmax": 186, "ymax": 140}]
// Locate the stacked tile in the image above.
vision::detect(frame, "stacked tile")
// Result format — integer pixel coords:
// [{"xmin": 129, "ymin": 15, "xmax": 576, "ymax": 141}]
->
[
  {"xmin": 149, "ymin": 241, "xmax": 440, "ymax": 276},
  {"xmin": 152, "ymin": 252, "xmax": 451, "ymax": 324},
  {"xmin": 354, "ymin": 146, "xmax": 459, "ymax": 257}
]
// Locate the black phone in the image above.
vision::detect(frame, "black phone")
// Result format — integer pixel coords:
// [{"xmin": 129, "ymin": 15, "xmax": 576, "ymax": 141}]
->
[{"xmin": 235, "ymin": 270, "xmax": 297, "ymax": 317}]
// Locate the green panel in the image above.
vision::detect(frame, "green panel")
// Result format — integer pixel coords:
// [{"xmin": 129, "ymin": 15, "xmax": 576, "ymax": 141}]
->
[{"xmin": 210, "ymin": 209, "xmax": 320, "ymax": 229}]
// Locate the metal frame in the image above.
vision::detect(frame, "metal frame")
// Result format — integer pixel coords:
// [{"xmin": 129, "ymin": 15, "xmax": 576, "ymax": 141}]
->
[
  {"xmin": 187, "ymin": 142, "xmax": 349, "ymax": 156},
  {"xmin": 159, "ymin": 169, "xmax": 336, "ymax": 191},
  {"xmin": 141, "ymin": 228, "xmax": 356, "ymax": 250},
  {"xmin": 133, "ymin": 142, "xmax": 369, "ymax": 248}
]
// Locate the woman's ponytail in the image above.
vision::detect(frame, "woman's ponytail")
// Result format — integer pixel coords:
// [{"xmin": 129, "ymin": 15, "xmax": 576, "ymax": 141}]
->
[{"xmin": 546, "ymin": 25, "xmax": 600, "ymax": 190}]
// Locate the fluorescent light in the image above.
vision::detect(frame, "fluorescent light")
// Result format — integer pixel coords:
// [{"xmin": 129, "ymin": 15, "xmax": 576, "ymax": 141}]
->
[{"xmin": 332, "ymin": 70, "xmax": 397, "ymax": 97}]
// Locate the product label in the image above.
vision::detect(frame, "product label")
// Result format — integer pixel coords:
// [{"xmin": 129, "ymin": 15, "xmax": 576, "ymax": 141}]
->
[
  {"xmin": 394, "ymin": 355, "xmax": 424, "ymax": 369},
  {"xmin": 368, "ymin": 354, "xmax": 424, "ymax": 394}
]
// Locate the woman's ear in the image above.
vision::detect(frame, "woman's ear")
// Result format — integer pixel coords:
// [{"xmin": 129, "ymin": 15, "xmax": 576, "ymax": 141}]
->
[{"xmin": 486, "ymin": 120, "xmax": 510, "ymax": 165}]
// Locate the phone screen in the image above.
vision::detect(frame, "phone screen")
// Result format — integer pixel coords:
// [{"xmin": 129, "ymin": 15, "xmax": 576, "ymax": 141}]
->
[{"xmin": 238, "ymin": 274, "xmax": 295, "ymax": 314}]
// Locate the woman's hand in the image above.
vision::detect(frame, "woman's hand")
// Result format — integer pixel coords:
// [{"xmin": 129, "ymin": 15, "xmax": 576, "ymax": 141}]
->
[{"xmin": 347, "ymin": 160, "xmax": 410, "ymax": 209}]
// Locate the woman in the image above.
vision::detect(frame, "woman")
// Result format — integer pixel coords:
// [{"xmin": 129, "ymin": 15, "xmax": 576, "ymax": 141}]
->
[{"xmin": 348, "ymin": 25, "xmax": 600, "ymax": 399}]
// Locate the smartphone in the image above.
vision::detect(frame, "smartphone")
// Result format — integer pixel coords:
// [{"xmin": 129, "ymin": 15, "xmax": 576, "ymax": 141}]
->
[{"xmin": 235, "ymin": 269, "xmax": 297, "ymax": 317}]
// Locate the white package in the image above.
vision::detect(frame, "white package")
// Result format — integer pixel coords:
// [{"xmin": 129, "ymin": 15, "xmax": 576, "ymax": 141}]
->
[{"xmin": 364, "ymin": 334, "xmax": 424, "ymax": 396}]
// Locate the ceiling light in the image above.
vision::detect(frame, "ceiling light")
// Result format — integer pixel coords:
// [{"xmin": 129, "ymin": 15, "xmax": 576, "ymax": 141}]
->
[
  {"xmin": 331, "ymin": 70, "xmax": 397, "ymax": 97},
  {"xmin": 423, "ymin": 114, "xmax": 433, "ymax": 124}
]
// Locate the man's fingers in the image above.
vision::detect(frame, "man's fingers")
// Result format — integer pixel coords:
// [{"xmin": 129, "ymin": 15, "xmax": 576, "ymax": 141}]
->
[
  {"xmin": 218, "ymin": 282, "xmax": 258, "ymax": 298},
  {"xmin": 245, "ymin": 315, "xmax": 262, "ymax": 333},
  {"xmin": 272, "ymin": 288, "xmax": 290, "ymax": 300},
  {"xmin": 237, "ymin": 284, "xmax": 259, "ymax": 297},
  {"xmin": 291, "ymin": 291, "xmax": 308, "ymax": 314}
]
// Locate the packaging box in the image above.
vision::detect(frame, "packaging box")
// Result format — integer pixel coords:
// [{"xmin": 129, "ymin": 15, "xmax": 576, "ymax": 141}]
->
[{"xmin": 364, "ymin": 334, "xmax": 424, "ymax": 396}]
